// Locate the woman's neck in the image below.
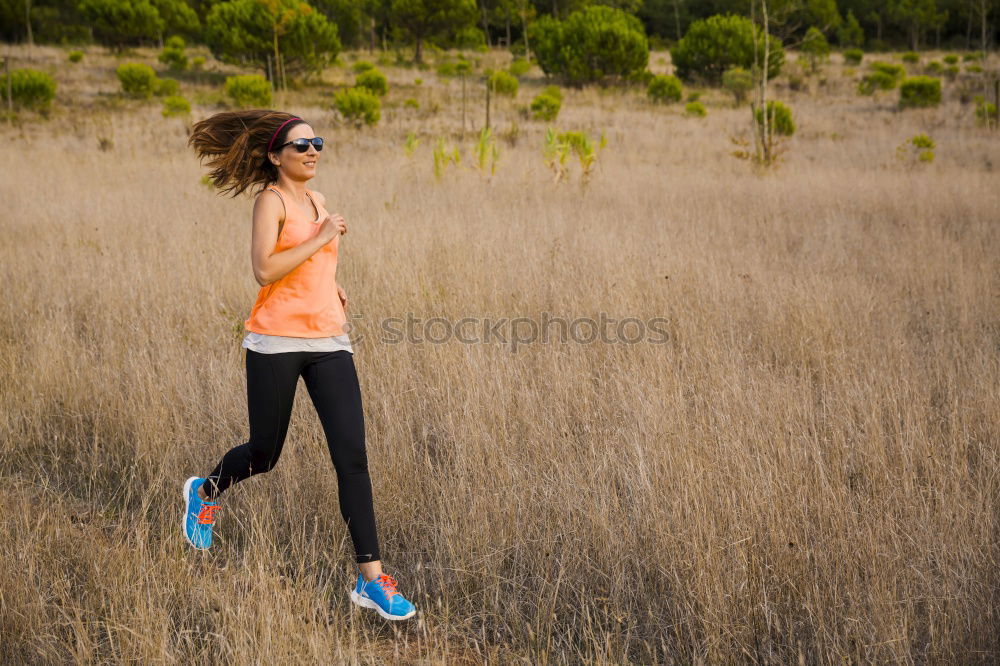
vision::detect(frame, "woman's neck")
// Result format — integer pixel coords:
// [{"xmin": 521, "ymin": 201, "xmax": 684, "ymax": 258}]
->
[{"xmin": 275, "ymin": 175, "xmax": 309, "ymax": 204}]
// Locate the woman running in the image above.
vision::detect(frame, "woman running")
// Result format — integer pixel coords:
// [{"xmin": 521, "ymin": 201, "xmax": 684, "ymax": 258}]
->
[{"xmin": 182, "ymin": 110, "xmax": 415, "ymax": 621}]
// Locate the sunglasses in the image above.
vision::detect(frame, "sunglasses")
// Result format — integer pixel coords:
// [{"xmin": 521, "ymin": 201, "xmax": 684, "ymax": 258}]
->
[{"xmin": 275, "ymin": 137, "xmax": 324, "ymax": 153}]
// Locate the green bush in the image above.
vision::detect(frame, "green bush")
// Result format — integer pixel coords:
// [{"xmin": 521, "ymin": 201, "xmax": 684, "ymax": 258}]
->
[
  {"xmin": 859, "ymin": 61, "xmax": 905, "ymax": 94},
  {"xmin": 334, "ymin": 87, "xmax": 380, "ymax": 127},
  {"xmin": 530, "ymin": 93, "xmax": 561, "ymax": 121},
  {"xmin": 541, "ymin": 84, "xmax": 563, "ymax": 102},
  {"xmin": 843, "ymin": 48, "xmax": 863, "ymax": 65},
  {"xmin": 684, "ymin": 101, "xmax": 707, "ymax": 117},
  {"xmin": 943, "ymin": 54, "xmax": 959, "ymax": 65},
  {"xmin": 963, "ymin": 51, "xmax": 984, "ymax": 61},
  {"xmin": 224, "ymin": 74, "xmax": 272, "ymax": 108},
  {"xmin": 975, "ymin": 99, "xmax": 998, "ymax": 125},
  {"xmin": 158, "ymin": 35, "xmax": 187, "ymax": 71},
  {"xmin": 901, "ymin": 51, "xmax": 920, "ymax": 64},
  {"xmin": 924, "ymin": 60, "xmax": 943, "ymax": 74},
  {"xmin": 871, "ymin": 61, "xmax": 906, "ymax": 79},
  {"xmin": 801, "ymin": 26, "xmax": 830, "ymax": 72},
  {"xmin": 191, "ymin": 56, "xmax": 206, "ymax": 71},
  {"xmin": 68, "ymin": 50, "xmax": 84, "ymax": 63},
  {"xmin": 436, "ymin": 61, "xmax": 457, "ymax": 77},
  {"xmin": 944, "ymin": 65, "xmax": 959, "ymax": 79},
  {"xmin": 754, "ymin": 100, "xmax": 795, "ymax": 136},
  {"xmin": 966, "ymin": 64, "xmax": 983, "ymax": 73},
  {"xmin": 671, "ymin": 13, "xmax": 784, "ymax": 84},
  {"xmin": 355, "ymin": 67, "xmax": 388, "ymax": 96},
  {"xmin": 154, "ymin": 77, "xmax": 180, "ymax": 97},
  {"xmin": 161, "ymin": 95, "xmax": 191, "ymax": 117},
  {"xmin": 529, "ymin": 5, "xmax": 648, "ymax": 84},
  {"xmin": 352, "ymin": 60, "xmax": 374, "ymax": 73},
  {"xmin": 647, "ymin": 74, "xmax": 683, "ymax": 104},
  {"xmin": 899, "ymin": 76, "xmax": 941, "ymax": 108},
  {"xmin": 403, "ymin": 97, "xmax": 419, "ymax": 109},
  {"xmin": 487, "ymin": 70, "xmax": 519, "ymax": 97},
  {"xmin": 722, "ymin": 66, "xmax": 753, "ymax": 104},
  {"xmin": 509, "ymin": 58, "xmax": 531, "ymax": 77},
  {"xmin": 0, "ymin": 68, "xmax": 56, "ymax": 111},
  {"xmin": 116, "ymin": 63, "xmax": 157, "ymax": 99}
]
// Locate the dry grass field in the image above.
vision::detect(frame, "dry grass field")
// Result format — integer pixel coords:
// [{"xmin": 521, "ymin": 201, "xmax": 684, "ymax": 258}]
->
[{"xmin": 1, "ymin": 43, "xmax": 999, "ymax": 663}]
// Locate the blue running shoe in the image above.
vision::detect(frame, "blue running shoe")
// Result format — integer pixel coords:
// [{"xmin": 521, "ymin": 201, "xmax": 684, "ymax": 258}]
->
[
  {"xmin": 349, "ymin": 572, "xmax": 417, "ymax": 620},
  {"xmin": 182, "ymin": 476, "xmax": 220, "ymax": 550}
]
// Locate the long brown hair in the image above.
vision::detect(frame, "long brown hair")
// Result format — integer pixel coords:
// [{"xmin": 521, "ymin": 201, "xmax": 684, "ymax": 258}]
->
[{"xmin": 188, "ymin": 110, "xmax": 306, "ymax": 198}]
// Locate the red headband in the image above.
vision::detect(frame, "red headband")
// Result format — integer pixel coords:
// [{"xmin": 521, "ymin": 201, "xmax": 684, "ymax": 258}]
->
[{"xmin": 267, "ymin": 117, "xmax": 301, "ymax": 153}]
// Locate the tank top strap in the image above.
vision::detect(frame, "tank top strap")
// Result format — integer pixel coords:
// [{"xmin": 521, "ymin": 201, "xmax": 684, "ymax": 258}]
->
[{"xmin": 265, "ymin": 184, "xmax": 286, "ymax": 241}]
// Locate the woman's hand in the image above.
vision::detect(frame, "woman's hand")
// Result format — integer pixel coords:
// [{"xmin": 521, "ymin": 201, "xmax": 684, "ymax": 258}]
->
[
  {"xmin": 337, "ymin": 284, "xmax": 348, "ymax": 311},
  {"xmin": 317, "ymin": 213, "xmax": 347, "ymax": 244}
]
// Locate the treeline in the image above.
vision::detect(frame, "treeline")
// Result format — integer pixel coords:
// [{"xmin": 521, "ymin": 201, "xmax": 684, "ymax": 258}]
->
[{"xmin": 1, "ymin": 0, "xmax": 997, "ymax": 55}]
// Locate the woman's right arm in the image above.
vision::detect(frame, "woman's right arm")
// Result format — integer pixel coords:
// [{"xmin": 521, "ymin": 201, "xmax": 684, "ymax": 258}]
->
[{"xmin": 250, "ymin": 190, "xmax": 344, "ymax": 286}]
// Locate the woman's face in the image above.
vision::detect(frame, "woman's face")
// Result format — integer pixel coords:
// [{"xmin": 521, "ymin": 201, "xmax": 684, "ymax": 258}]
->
[{"xmin": 272, "ymin": 122, "xmax": 320, "ymax": 180}]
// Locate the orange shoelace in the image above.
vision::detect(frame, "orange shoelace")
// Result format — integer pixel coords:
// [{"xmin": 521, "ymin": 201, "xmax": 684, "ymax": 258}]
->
[
  {"xmin": 374, "ymin": 574, "xmax": 399, "ymax": 598},
  {"xmin": 197, "ymin": 503, "xmax": 221, "ymax": 525}
]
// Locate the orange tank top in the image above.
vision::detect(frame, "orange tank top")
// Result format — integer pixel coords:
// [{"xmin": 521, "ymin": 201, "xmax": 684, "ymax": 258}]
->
[{"xmin": 243, "ymin": 183, "xmax": 348, "ymax": 337}]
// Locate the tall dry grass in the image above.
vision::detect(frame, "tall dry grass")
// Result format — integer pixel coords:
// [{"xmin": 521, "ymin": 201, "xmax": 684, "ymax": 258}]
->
[{"xmin": 1, "ymin": 44, "xmax": 999, "ymax": 663}]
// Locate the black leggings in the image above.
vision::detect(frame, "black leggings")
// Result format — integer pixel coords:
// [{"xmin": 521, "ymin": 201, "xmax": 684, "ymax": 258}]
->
[{"xmin": 203, "ymin": 349, "xmax": 380, "ymax": 564}]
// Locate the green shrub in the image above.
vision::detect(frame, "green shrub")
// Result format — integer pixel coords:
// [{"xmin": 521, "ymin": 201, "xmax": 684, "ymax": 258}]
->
[
  {"xmin": 403, "ymin": 97, "xmax": 419, "ymax": 109},
  {"xmin": 647, "ymin": 74, "xmax": 683, "ymax": 104},
  {"xmin": 899, "ymin": 76, "xmax": 941, "ymax": 108},
  {"xmin": 901, "ymin": 51, "xmax": 919, "ymax": 64},
  {"xmin": 68, "ymin": 50, "xmax": 84, "ymax": 63},
  {"xmin": 541, "ymin": 84, "xmax": 563, "ymax": 102},
  {"xmin": 900, "ymin": 133, "xmax": 934, "ymax": 162},
  {"xmin": 191, "ymin": 56, "xmax": 206, "ymax": 71},
  {"xmin": 352, "ymin": 60, "xmax": 374, "ymax": 73},
  {"xmin": 843, "ymin": 48, "xmax": 863, "ymax": 65},
  {"xmin": 629, "ymin": 69, "xmax": 656, "ymax": 86},
  {"xmin": 487, "ymin": 70, "xmax": 519, "ymax": 97},
  {"xmin": 224, "ymin": 74, "xmax": 272, "ymax": 108},
  {"xmin": 963, "ymin": 51, "xmax": 984, "ymax": 61},
  {"xmin": 529, "ymin": 5, "xmax": 648, "ymax": 84},
  {"xmin": 944, "ymin": 65, "xmax": 960, "ymax": 79},
  {"xmin": 754, "ymin": 100, "xmax": 795, "ymax": 135},
  {"xmin": 684, "ymin": 101, "xmax": 707, "ymax": 117},
  {"xmin": 966, "ymin": 64, "xmax": 983, "ymax": 73},
  {"xmin": 671, "ymin": 13, "xmax": 784, "ymax": 84},
  {"xmin": 530, "ymin": 93, "xmax": 561, "ymax": 121},
  {"xmin": 801, "ymin": 26, "xmax": 830, "ymax": 72},
  {"xmin": 509, "ymin": 58, "xmax": 531, "ymax": 77},
  {"xmin": 0, "ymin": 68, "xmax": 56, "ymax": 111},
  {"xmin": 436, "ymin": 61, "xmax": 457, "ymax": 77},
  {"xmin": 858, "ymin": 61, "xmax": 904, "ymax": 94},
  {"xmin": 116, "ymin": 63, "xmax": 157, "ymax": 99},
  {"xmin": 722, "ymin": 66, "xmax": 753, "ymax": 104},
  {"xmin": 943, "ymin": 54, "xmax": 959, "ymax": 65},
  {"xmin": 159, "ymin": 35, "xmax": 188, "ymax": 71},
  {"xmin": 154, "ymin": 77, "xmax": 180, "ymax": 97},
  {"xmin": 871, "ymin": 61, "xmax": 906, "ymax": 80},
  {"xmin": 924, "ymin": 61, "xmax": 943, "ymax": 74},
  {"xmin": 355, "ymin": 67, "xmax": 388, "ymax": 96},
  {"xmin": 161, "ymin": 95, "xmax": 191, "ymax": 117},
  {"xmin": 975, "ymin": 99, "xmax": 998, "ymax": 125},
  {"xmin": 334, "ymin": 87, "xmax": 380, "ymax": 127}
]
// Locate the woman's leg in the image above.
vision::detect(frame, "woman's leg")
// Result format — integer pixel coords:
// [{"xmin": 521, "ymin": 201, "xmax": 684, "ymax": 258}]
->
[
  {"xmin": 301, "ymin": 351, "xmax": 382, "ymax": 567},
  {"xmin": 202, "ymin": 349, "xmax": 304, "ymax": 500}
]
